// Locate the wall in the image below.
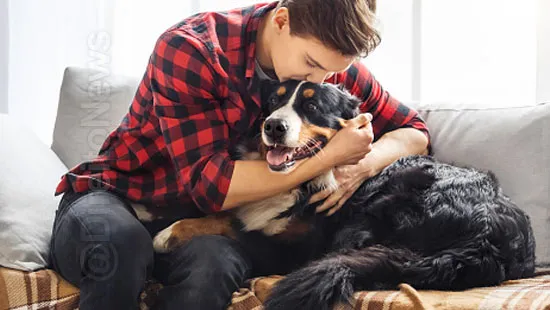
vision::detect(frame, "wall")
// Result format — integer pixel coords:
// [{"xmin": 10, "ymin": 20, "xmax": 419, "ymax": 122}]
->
[
  {"xmin": 0, "ymin": 0, "xmax": 8, "ymax": 114},
  {"xmin": 537, "ymin": 0, "xmax": 550, "ymax": 103},
  {"xmin": 362, "ymin": 0, "xmax": 414, "ymax": 102},
  {"xmin": 6, "ymin": 0, "xmax": 548, "ymax": 145},
  {"xmin": 7, "ymin": 0, "xmax": 113, "ymax": 145},
  {"xmin": 419, "ymin": 0, "xmax": 537, "ymax": 107}
]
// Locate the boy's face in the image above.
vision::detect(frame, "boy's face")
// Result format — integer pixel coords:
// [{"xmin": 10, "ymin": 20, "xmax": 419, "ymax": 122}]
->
[{"xmin": 268, "ymin": 8, "xmax": 356, "ymax": 83}]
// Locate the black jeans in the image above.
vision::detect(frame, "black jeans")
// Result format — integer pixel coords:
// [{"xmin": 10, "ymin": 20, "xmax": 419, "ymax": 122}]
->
[{"xmin": 49, "ymin": 189, "xmax": 252, "ymax": 310}]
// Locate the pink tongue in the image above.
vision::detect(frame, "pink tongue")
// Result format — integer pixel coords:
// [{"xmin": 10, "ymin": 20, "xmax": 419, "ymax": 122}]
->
[{"xmin": 266, "ymin": 147, "xmax": 293, "ymax": 166}]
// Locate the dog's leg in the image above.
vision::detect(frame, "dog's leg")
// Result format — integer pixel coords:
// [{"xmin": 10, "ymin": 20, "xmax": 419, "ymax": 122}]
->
[
  {"xmin": 330, "ymin": 226, "xmax": 375, "ymax": 251},
  {"xmin": 153, "ymin": 213, "xmax": 236, "ymax": 253}
]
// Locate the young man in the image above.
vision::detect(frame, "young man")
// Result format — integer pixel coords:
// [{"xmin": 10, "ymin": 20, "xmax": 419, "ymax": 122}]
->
[{"xmin": 49, "ymin": 0, "xmax": 430, "ymax": 309}]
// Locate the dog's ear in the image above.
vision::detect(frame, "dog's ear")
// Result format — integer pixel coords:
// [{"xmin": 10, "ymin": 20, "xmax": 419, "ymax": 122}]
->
[
  {"xmin": 260, "ymin": 79, "xmax": 280, "ymax": 103},
  {"xmin": 339, "ymin": 90, "xmax": 362, "ymax": 120},
  {"xmin": 334, "ymin": 83, "xmax": 362, "ymax": 111},
  {"xmin": 348, "ymin": 95, "xmax": 363, "ymax": 111}
]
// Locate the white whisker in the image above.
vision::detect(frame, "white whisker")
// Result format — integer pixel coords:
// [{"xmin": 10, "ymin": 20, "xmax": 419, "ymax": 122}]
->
[{"xmin": 297, "ymin": 135, "xmax": 326, "ymax": 161}]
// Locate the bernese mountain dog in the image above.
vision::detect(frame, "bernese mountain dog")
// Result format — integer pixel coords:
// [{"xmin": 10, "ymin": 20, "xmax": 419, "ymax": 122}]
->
[{"xmin": 150, "ymin": 80, "xmax": 536, "ymax": 310}]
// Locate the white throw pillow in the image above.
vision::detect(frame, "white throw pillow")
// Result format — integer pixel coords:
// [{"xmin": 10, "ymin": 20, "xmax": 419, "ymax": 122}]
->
[
  {"xmin": 52, "ymin": 67, "xmax": 139, "ymax": 169},
  {"xmin": 0, "ymin": 114, "xmax": 68, "ymax": 271}
]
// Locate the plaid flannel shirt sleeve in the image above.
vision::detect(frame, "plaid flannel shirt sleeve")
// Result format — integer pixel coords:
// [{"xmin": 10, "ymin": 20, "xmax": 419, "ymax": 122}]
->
[
  {"xmin": 334, "ymin": 61, "xmax": 432, "ymax": 153},
  {"xmin": 150, "ymin": 31, "xmax": 234, "ymax": 213}
]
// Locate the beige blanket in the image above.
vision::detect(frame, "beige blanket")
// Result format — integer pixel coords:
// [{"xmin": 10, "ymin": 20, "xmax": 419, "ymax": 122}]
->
[{"xmin": 1, "ymin": 267, "xmax": 549, "ymax": 310}]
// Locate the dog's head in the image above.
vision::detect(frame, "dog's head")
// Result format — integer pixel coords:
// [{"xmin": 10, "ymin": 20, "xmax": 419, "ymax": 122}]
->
[{"xmin": 260, "ymin": 80, "xmax": 361, "ymax": 173}]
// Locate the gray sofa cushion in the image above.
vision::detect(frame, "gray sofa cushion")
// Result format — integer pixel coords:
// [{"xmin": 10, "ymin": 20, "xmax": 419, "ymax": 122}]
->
[
  {"xmin": 51, "ymin": 67, "xmax": 140, "ymax": 169},
  {"xmin": 0, "ymin": 114, "xmax": 68, "ymax": 270},
  {"xmin": 414, "ymin": 102, "xmax": 550, "ymax": 266},
  {"xmin": 50, "ymin": 66, "xmax": 550, "ymax": 266}
]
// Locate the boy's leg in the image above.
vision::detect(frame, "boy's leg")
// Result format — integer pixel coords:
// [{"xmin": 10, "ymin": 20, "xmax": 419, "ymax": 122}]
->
[
  {"xmin": 49, "ymin": 189, "xmax": 154, "ymax": 310},
  {"xmin": 153, "ymin": 235, "xmax": 252, "ymax": 310}
]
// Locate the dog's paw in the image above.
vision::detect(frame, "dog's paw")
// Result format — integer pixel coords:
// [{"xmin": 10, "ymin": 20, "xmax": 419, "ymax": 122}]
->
[{"xmin": 152, "ymin": 222, "xmax": 182, "ymax": 253}]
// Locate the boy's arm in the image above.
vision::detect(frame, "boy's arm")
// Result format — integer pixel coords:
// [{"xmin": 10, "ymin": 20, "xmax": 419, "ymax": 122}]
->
[
  {"xmin": 313, "ymin": 62, "xmax": 430, "ymax": 214},
  {"xmin": 325, "ymin": 61, "xmax": 431, "ymax": 174},
  {"xmin": 344, "ymin": 61, "xmax": 431, "ymax": 174},
  {"xmin": 337, "ymin": 62, "xmax": 431, "ymax": 152},
  {"xmin": 150, "ymin": 31, "xmax": 338, "ymax": 213}
]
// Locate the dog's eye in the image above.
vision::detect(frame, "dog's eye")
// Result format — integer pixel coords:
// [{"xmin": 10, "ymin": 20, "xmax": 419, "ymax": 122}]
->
[
  {"xmin": 303, "ymin": 101, "xmax": 318, "ymax": 112},
  {"xmin": 269, "ymin": 96, "xmax": 278, "ymax": 106}
]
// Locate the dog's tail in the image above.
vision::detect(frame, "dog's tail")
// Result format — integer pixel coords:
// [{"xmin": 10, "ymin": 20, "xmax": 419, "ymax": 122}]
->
[{"xmin": 264, "ymin": 244, "xmax": 506, "ymax": 310}]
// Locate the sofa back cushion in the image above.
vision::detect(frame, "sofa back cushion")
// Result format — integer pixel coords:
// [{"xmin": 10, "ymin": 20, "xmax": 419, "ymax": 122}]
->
[
  {"xmin": 413, "ymin": 102, "xmax": 550, "ymax": 265},
  {"xmin": 51, "ymin": 67, "xmax": 550, "ymax": 265},
  {"xmin": 51, "ymin": 67, "xmax": 140, "ymax": 169}
]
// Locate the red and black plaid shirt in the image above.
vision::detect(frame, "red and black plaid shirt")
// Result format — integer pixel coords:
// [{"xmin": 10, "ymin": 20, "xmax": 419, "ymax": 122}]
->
[{"xmin": 54, "ymin": 1, "xmax": 431, "ymax": 214}]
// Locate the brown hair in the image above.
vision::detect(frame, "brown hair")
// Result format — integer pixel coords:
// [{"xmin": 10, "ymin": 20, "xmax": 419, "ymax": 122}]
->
[{"xmin": 277, "ymin": 0, "xmax": 380, "ymax": 58}]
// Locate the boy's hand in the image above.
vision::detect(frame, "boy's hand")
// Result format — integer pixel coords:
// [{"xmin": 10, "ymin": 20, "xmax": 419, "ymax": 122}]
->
[
  {"xmin": 309, "ymin": 113, "xmax": 376, "ymax": 215},
  {"xmin": 310, "ymin": 163, "xmax": 373, "ymax": 216},
  {"xmin": 322, "ymin": 113, "xmax": 374, "ymax": 167}
]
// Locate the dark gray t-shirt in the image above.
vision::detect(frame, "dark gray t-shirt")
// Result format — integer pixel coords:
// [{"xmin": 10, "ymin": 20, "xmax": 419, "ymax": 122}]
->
[{"xmin": 255, "ymin": 58, "xmax": 277, "ymax": 81}]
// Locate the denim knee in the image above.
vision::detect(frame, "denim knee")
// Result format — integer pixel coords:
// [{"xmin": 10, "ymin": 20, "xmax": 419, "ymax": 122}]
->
[{"xmin": 50, "ymin": 191, "xmax": 154, "ymax": 284}]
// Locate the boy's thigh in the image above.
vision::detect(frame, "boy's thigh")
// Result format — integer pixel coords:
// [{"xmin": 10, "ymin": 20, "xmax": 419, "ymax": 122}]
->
[{"xmin": 49, "ymin": 189, "xmax": 153, "ymax": 285}]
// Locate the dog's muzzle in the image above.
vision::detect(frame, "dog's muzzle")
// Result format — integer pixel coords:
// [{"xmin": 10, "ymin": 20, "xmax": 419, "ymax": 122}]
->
[{"xmin": 263, "ymin": 118, "xmax": 288, "ymax": 143}]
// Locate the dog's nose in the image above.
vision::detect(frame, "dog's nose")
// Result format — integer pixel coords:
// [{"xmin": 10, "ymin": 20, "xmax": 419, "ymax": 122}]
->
[{"xmin": 264, "ymin": 118, "xmax": 288, "ymax": 140}]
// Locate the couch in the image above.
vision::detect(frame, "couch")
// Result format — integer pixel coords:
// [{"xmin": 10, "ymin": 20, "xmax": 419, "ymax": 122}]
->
[{"xmin": 0, "ymin": 66, "xmax": 549, "ymax": 309}]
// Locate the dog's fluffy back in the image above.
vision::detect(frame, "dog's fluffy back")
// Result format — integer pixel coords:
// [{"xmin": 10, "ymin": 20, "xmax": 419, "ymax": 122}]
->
[{"xmin": 262, "ymin": 155, "xmax": 536, "ymax": 310}]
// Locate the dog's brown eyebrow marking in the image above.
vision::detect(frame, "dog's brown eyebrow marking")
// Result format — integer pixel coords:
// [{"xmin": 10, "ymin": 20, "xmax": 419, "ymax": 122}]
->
[
  {"xmin": 277, "ymin": 86, "xmax": 286, "ymax": 96},
  {"xmin": 303, "ymin": 88, "xmax": 315, "ymax": 98}
]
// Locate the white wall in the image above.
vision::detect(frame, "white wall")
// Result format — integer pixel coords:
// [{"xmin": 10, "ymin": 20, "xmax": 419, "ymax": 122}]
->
[
  {"xmin": 420, "ymin": 0, "xmax": 537, "ymax": 107},
  {"xmin": 6, "ymin": 0, "xmax": 259, "ymax": 144},
  {"xmin": 6, "ymin": 0, "xmax": 548, "ymax": 144},
  {"xmin": 0, "ymin": 0, "xmax": 8, "ymax": 114},
  {"xmin": 362, "ymin": 0, "xmax": 540, "ymax": 107},
  {"xmin": 362, "ymin": 0, "xmax": 414, "ymax": 102},
  {"xmin": 111, "ymin": 0, "xmax": 263, "ymax": 78},
  {"xmin": 7, "ymin": 0, "xmax": 113, "ymax": 145},
  {"xmin": 537, "ymin": 0, "xmax": 550, "ymax": 103},
  {"xmin": 111, "ymin": 0, "xmax": 194, "ymax": 77}
]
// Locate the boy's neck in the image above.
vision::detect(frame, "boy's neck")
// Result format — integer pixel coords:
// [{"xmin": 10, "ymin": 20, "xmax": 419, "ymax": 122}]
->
[{"xmin": 255, "ymin": 9, "xmax": 276, "ymax": 76}]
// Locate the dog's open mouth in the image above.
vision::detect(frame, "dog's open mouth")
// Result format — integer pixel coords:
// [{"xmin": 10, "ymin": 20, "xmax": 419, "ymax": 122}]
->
[{"xmin": 266, "ymin": 137, "xmax": 327, "ymax": 171}]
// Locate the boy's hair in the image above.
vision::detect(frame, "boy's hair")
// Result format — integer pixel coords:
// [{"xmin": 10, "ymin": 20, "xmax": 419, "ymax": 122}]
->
[{"xmin": 277, "ymin": 0, "xmax": 380, "ymax": 58}]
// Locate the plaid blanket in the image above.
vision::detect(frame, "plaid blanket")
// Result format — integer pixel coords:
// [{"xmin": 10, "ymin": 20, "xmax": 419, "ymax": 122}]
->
[
  {"xmin": 0, "ymin": 267, "xmax": 78, "ymax": 310},
  {"xmin": 229, "ymin": 272, "xmax": 550, "ymax": 310},
  {"xmin": 2, "ymin": 267, "xmax": 550, "ymax": 310}
]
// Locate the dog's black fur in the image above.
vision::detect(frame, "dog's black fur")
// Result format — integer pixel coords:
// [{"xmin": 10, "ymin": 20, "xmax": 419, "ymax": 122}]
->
[{"xmin": 228, "ymin": 80, "xmax": 536, "ymax": 310}]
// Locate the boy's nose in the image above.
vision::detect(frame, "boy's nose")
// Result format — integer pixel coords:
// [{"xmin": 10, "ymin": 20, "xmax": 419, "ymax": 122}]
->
[{"xmin": 306, "ymin": 71, "xmax": 332, "ymax": 83}]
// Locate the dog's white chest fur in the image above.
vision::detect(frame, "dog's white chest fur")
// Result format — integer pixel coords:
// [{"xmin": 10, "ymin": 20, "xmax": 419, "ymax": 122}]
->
[{"xmin": 235, "ymin": 170, "xmax": 338, "ymax": 235}]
